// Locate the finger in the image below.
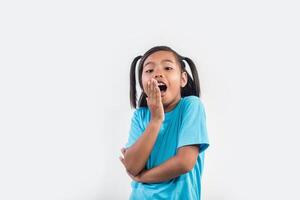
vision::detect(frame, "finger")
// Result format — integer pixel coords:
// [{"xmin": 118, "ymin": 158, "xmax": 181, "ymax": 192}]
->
[
  {"xmin": 150, "ymin": 79, "xmax": 154, "ymax": 98},
  {"xmin": 155, "ymin": 86, "xmax": 160, "ymax": 104},
  {"xmin": 157, "ymin": 84, "xmax": 162, "ymax": 101},
  {"xmin": 145, "ymin": 80, "xmax": 150, "ymax": 97},
  {"xmin": 153, "ymin": 80, "xmax": 159, "ymax": 102},
  {"xmin": 151, "ymin": 79, "xmax": 157, "ymax": 98},
  {"xmin": 154, "ymin": 85, "xmax": 158, "ymax": 103},
  {"xmin": 153, "ymin": 79, "xmax": 158, "ymax": 90},
  {"xmin": 148, "ymin": 80, "xmax": 152, "ymax": 97}
]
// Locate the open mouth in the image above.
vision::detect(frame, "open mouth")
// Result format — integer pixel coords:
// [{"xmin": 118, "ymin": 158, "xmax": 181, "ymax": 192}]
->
[{"xmin": 157, "ymin": 81, "xmax": 167, "ymax": 93}]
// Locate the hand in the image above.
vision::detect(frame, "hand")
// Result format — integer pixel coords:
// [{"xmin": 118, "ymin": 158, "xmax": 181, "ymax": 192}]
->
[
  {"xmin": 144, "ymin": 78, "xmax": 165, "ymax": 122},
  {"xmin": 119, "ymin": 147, "xmax": 145, "ymax": 182}
]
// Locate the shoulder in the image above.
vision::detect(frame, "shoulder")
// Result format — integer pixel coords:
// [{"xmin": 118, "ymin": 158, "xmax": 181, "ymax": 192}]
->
[
  {"xmin": 180, "ymin": 96, "xmax": 207, "ymax": 122},
  {"xmin": 181, "ymin": 95, "xmax": 205, "ymax": 109}
]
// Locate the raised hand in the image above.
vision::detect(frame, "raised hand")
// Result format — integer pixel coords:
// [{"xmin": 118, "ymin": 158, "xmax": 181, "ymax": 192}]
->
[{"xmin": 144, "ymin": 78, "xmax": 165, "ymax": 122}]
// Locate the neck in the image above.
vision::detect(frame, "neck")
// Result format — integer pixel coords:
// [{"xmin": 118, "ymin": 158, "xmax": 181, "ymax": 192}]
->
[{"xmin": 163, "ymin": 95, "xmax": 181, "ymax": 113}]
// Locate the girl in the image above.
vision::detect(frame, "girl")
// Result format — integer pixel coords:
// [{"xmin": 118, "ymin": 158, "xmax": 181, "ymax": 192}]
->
[{"xmin": 119, "ymin": 46, "xmax": 209, "ymax": 200}]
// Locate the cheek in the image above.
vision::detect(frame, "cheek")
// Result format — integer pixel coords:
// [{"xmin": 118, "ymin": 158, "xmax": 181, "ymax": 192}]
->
[
  {"xmin": 141, "ymin": 77, "xmax": 148, "ymax": 91},
  {"xmin": 168, "ymin": 76, "xmax": 182, "ymax": 88}
]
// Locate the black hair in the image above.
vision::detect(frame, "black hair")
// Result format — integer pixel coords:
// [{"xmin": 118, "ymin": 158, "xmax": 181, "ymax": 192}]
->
[{"xmin": 129, "ymin": 45, "xmax": 201, "ymax": 109}]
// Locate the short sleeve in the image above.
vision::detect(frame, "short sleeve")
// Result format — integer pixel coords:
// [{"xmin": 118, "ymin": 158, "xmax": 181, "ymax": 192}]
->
[
  {"xmin": 177, "ymin": 97, "xmax": 210, "ymax": 154},
  {"xmin": 125, "ymin": 109, "xmax": 144, "ymax": 149}
]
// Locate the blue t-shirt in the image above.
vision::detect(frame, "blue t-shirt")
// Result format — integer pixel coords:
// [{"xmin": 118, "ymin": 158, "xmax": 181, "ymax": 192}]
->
[{"xmin": 125, "ymin": 95, "xmax": 210, "ymax": 200}]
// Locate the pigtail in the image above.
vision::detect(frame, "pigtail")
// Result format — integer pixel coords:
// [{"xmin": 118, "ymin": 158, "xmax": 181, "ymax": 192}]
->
[
  {"xmin": 181, "ymin": 57, "xmax": 201, "ymax": 97},
  {"xmin": 130, "ymin": 55, "xmax": 142, "ymax": 108}
]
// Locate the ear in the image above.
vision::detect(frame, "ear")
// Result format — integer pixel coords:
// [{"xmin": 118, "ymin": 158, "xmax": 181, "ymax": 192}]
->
[{"xmin": 180, "ymin": 71, "xmax": 188, "ymax": 88}]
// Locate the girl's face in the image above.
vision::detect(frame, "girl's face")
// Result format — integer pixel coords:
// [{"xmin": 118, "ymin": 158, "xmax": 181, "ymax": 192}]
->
[{"xmin": 141, "ymin": 50, "xmax": 187, "ymax": 109}]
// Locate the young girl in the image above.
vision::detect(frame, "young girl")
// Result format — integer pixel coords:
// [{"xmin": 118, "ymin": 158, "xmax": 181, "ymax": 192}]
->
[{"xmin": 119, "ymin": 46, "xmax": 210, "ymax": 200}]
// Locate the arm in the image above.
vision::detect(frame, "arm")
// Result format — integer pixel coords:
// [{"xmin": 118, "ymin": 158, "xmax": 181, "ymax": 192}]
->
[
  {"xmin": 123, "ymin": 79, "xmax": 164, "ymax": 176},
  {"xmin": 134, "ymin": 145, "xmax": 199, "ymax": 183},
  {"xmin": 123, "ymin": 119, "xmax": 162, "ymax": 176}
]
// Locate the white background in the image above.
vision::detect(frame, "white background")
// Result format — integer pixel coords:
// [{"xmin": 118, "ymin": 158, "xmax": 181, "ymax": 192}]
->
[{"xmin": 0, "ymin": 0, "xmax": 299, "ymax": 199}]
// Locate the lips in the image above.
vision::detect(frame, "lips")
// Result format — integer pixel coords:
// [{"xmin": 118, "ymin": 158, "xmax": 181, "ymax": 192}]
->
[{"xmin": 157, "ymin": 80, "xmax": 167, "ymax": 92}]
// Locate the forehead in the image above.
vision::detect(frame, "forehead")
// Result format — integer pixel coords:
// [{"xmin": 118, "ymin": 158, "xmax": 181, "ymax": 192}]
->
[{"xmin": 143, "ymin": 51, "xmax": 178, "ymax": 67}]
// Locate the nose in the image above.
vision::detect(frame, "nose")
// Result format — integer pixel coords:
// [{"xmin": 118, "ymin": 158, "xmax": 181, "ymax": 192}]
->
[
  {"xmin": 152, "ymin": 67, "xmax": 164, "ymax": 79},
  {"xmin": 154, "ymin": 74, "xmax": 163, "ymax": 78}
]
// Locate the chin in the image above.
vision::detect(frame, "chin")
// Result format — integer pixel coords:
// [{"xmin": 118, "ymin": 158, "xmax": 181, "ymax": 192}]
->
[{"xmin": 161, "ymin": 94, "xmax": 172, "ymax": 104}]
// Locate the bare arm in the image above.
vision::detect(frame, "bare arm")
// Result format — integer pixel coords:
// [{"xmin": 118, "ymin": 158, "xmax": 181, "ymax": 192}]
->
[
  {"xmin": 123, "ymin": 78, "xmax": 164, "ymax": 176},
  {"xmin": 127, "ymin": 145, "xmax": 199, "ymax": 183},
  {"xmin": 123, "ymin": 119, "xmax": 162, "ymax": 176}
]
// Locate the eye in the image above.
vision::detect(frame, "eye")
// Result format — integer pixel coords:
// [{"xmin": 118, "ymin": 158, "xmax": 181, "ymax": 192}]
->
[
  {"xmin": 145, "ymin": 69, "xmax": 153, "ymax": 73},
  {"xmin": 165, "ymin": 66, "xmax": 173, "ymax": 70}
]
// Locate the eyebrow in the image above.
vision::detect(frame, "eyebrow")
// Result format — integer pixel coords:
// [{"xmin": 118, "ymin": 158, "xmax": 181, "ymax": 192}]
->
[{"xmin": 144, "ymin": 59, "xmax": 174, "ymax": 67}]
